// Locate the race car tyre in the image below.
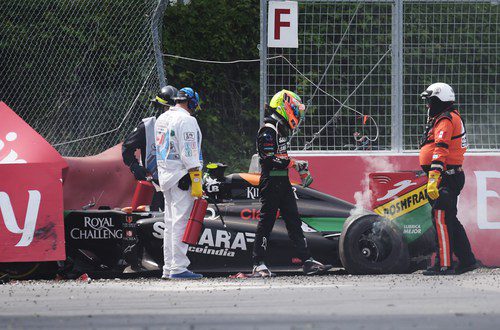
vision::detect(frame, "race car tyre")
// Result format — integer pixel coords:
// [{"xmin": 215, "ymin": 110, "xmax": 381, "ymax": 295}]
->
[
  {"xmin": 339, "ymin": 213, "xmax": 410, "ymax": 275},
  {"xmin": 0, "ymin": 262, "xmax": 57, "ymax": 280}
]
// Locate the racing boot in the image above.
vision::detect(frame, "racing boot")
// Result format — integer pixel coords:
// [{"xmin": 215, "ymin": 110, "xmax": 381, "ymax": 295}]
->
[
  {"xmin": 302, "ymin": 258, "xmax": 333, "ymax": 275},
  {"xmin": 252, "ymin": 262, "xmax": 273, "ymax": 277},
  {"xmin": 423, "ymin": 265, "xmax": 456, "ymax": 276},
  {"xmin": 454, "ymin": 260, "xmax": 480, "ymax": 275}
]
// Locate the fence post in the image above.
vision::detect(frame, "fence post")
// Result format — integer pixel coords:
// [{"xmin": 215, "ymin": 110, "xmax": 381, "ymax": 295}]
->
[
  {"xmin": 152, "ymin": 0, "xmax": 168, "ymax": 88},
  {"xmin": 391, "ymin": 0, "xmax": 403, "ymax": 152},
  {"xmin": 259, "ymin": 0, "xmax": 268, "ymax": 126}
]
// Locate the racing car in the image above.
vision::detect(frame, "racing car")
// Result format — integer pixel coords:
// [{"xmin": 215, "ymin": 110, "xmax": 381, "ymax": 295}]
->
[{"xmin": 0, "ymin": 163, "xmax": 435, "ymax": 279}]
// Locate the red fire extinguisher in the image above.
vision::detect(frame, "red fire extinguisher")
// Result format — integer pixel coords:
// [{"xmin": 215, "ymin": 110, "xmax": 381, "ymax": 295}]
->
[
  {"xmin": 131, "ymin": 180, "xmax": 155, "ymax": 211},
  {"xmin": 182, "ymin": 198, "xmax": 208, "ymax": 245}
]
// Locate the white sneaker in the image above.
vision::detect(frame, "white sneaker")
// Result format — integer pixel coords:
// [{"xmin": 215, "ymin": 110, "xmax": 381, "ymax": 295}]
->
[
  {"xmin": 161, "ymin": 274, "xmax": 170, "ymax": 280},
  {"xmin": 252, "ymin": 263, "xmax": 272, "ymax": 277}
]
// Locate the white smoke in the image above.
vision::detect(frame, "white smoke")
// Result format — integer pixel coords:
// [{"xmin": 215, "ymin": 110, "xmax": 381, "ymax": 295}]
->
[{"xmin": 350, "ymin": 156, "xmax": 398, "ymax": 216}]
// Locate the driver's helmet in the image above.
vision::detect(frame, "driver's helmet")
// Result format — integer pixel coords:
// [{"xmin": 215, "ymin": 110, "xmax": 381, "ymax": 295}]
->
[{"xmin": 269, "ymin": 89, "xmax": 305, "ymax": 130}]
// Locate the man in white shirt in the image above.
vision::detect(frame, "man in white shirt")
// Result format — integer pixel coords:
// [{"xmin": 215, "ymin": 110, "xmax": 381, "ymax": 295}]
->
[{"xmin": 155, "ymin": 87, "xmax": 204, "ymax": 280}]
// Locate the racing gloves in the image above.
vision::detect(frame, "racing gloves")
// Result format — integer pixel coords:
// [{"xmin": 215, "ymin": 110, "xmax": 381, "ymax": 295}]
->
[
  {"xmin": 130, "ymin": 163, "xmax": 148, "ymax": 181},
  {"xmin": 189, "ymin": 170, "xmax": 203, "ymax": 198},
  {"xmin": 427, "ymin": 170, "xmax": 441, "ymax": 200},
  {"xmin": 291, "ymin": 160, "xmax": 313, "ymax": 188}
]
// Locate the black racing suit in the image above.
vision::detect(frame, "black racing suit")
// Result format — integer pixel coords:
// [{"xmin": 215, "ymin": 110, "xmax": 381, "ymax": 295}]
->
[
  {"xmin": 122, "ymin": 121, "xmax": 164, "ymax": 211},
  {"xmin": 252, "ymin": 116, "xmax": 311, "ymax": 265}
]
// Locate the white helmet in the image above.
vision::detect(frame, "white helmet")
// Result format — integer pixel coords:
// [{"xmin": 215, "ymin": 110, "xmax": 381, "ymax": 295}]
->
[{"xmin": 420, "ymin": 83, "xmax": 455, "ymax": 102}]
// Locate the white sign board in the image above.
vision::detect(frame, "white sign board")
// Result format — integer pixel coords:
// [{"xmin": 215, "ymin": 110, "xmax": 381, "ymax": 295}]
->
[{"xmin": 268, "ymin": 1, "xmax": 298, "ymax": 48}]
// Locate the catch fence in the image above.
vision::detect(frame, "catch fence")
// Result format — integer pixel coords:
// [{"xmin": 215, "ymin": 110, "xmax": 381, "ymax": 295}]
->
[
  {"xmin": 0, "ymin": 0, "xmax": 168, "ymax": 156},
  {"xmin": 260, "ymin": 0, "xmax": 499, "ymax": 152}
]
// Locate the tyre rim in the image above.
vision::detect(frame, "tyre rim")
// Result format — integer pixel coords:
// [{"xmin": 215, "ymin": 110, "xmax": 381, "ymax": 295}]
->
[
  {"xmin": 358, "ymin": 229, "xmax": 391, "ymax": 262},
  {"xmin": 358, "ymin": 237, "xmax": 380, "ymax": 262}
]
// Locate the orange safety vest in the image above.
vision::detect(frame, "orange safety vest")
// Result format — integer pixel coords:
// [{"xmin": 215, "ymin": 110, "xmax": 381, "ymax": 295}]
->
[{"xmin": 419, "ymin": 108, "xmax": 467, "ymax": 172}]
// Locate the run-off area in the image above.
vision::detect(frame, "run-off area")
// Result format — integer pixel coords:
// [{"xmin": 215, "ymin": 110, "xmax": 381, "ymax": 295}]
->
[{"xmin": 1, "ymin": 269, "xmax": 500, "ymax": 330}]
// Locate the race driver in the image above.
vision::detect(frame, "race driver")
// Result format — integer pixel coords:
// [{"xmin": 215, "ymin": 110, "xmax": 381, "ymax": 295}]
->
[
  {"xmin": 122, "ymin": 85, "xmax": 178, "ymax": 211},
  {"xmin": 155, "ymin": 87, "xmax": 204, "ymax": 280},
  {"xmin": 419, "ymin": 82, "xmax": 477, "ymax": 275},
  {"xmin": 253, "ymin": 89, "xmax": 332, "ymax": 277}
]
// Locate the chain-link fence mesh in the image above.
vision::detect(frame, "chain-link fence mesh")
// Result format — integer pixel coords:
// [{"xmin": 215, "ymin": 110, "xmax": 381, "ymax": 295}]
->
[
  {"xmin": 0, "ymin": 0, "xmax": 166, "ymax": 157},
  {"xmin": 262, "ymin": 0, "xmax": 499, "ymax": 152},
  {"xmin": 403, "ymin": 1, "xmax": 500, "ymax": 150},
  {"xmin": 267, "ymin": 1, "xmax": 392, "ymax": 151}
]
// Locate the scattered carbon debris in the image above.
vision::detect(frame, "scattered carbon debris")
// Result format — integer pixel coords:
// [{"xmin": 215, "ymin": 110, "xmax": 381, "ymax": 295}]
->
[{"xmin": 1, "ymin": 270, "xmax": 500, "ymax": 328}]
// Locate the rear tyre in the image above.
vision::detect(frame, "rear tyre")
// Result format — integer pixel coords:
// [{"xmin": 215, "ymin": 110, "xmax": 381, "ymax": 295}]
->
[{"xmin": 339, "ymin": 213, "xmax": 409, "ymax": 275}]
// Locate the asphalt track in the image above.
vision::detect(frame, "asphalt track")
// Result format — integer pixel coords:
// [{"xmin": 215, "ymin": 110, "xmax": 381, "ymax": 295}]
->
[{"xmin": 1, "ymin": 268, "xmax": 500, "ymax": 330}]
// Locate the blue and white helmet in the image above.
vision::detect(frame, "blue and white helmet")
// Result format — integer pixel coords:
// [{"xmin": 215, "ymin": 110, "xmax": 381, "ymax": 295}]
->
[{"xmin": 173, "ymin": 87, "xmax": 201, "ymax": 111}]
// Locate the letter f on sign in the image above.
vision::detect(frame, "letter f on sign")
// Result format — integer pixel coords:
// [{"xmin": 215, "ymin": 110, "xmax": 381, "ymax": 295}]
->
[
  {"xmin": 0, "ymin": 190, "xmax": 41, "ymax": 246},
  {"xmin": 275, "ymin": 8, "xmax": 291, "ymax": 39}
]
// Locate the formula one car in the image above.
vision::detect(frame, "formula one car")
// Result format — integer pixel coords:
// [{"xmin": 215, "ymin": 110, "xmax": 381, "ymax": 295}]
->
[{"xmin": 0, "ymin": 163, "xmax": 435, "ymax": 279}]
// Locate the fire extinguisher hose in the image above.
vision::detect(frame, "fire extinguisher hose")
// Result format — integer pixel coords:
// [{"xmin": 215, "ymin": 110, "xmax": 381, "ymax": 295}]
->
[{"xmin": 205, "ymin": 197, "xmax": 232, "ymax": 239}]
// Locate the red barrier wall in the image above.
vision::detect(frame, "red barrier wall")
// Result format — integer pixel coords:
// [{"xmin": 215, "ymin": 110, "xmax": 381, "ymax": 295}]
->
[
  {"xmin": 0, "ymin": 102, "xmax": 67, "ymax": 262},
  {"xmin": 62, "ymin": 144, "xmax": 137, "ymax": 210},
  {"xmin": 290, "ymin": 152, "xmax": 500, "ymax": 267}
]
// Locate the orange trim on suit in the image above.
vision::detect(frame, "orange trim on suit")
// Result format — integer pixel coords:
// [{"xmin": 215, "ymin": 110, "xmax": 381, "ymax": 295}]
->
[
  {"xmin": 419, "ymin": 110, "xmax": 467, "ymax": 169},
  {"xmin": 435, "ymin": 209, "xmax": 451, "ymax": 267}
]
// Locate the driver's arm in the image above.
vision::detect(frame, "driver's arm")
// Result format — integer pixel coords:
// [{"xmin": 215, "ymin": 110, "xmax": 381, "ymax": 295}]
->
[
  {"xmin": 257, "ymin": 127, "xmax": 290, "ymax": 169},
  {"xmin": 122, "ymin": 122, "xmax": 146, "ymax": 167}
]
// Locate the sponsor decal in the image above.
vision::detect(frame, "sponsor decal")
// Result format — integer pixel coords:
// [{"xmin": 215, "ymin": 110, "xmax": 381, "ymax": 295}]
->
[
  {"xmin": 188, "ymin": 246, "xmax": 235, "ymax": 257},
  {"xmin": 238, "ymin": 181, "xmax": 294, "ymax": 199},
  {"xmin": 184, "ymin": 143, "xmax": 193, "ymax": 157},
  {"xmin": 301, "ymin": 222, "xmax": 317, "ymax": 233},
  {"xmin": 153, "ymin": 225, "xmax": 255, "ymax": 258},
  {"xmin": 475, "ymin": 171, "xmax": 500, "ymax": 229},
  {"xmin": 205, "ymin": 207, "xmax": 218, "ymax": 221},
  {"xmin": 438, "ymin": 131, "xmax": 444, "ymax": 139},
  {"xmin": 376, "ymin": 179, "xmax": 417, "ymax": 202},
  {"xmin": 277, "ymin": 144, "xmax": 287, "ymax": 153},
  {"xmin": 279, "ymin": 137, "xmax": 287, "ymax": 143},
  {"xmin": 241, "ymin": 208, "xmax": 260, "ymax": 220},
  {"xmin": 184, "ymin": 132, "xmax": 195, "ymax": 141},
  {"xmin": 0, "ymin": 190, "xmax": 40, "ymax": 247},
  {"xmin": 205, "ymin": 177, "xmax": 220, "ymax": 193},
  {"xmin": 247, "ymin": 186, "xmax": 259, "ymax": 199},
  {"xmin": 70, "ymin": 217, "xmax": 122, "ymax": 240},
  {"xmin": 0, "ymin": 131, "xmax": 27, "ymax": 164},
  {"xmin": 403, "ymin": 224, "xmax": 422, "ymax": 235},
  {"xmin": 374, "ymin": 184, "xmax": 428, "ymax": 220},
  {"xmin": 372, "ymin": 175, "xmax": 391, "ymax": 184}
]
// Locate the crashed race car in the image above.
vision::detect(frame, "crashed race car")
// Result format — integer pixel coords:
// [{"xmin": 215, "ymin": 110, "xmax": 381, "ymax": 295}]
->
[{"xmin": 0, "ymin": 162, "xmax": 436, "ymax": 279}]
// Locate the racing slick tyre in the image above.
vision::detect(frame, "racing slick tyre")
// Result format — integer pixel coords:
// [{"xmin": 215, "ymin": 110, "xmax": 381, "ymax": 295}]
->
[{"xmin": 339, "ymin": 213, "xmax": 410, "ymax": 275}]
